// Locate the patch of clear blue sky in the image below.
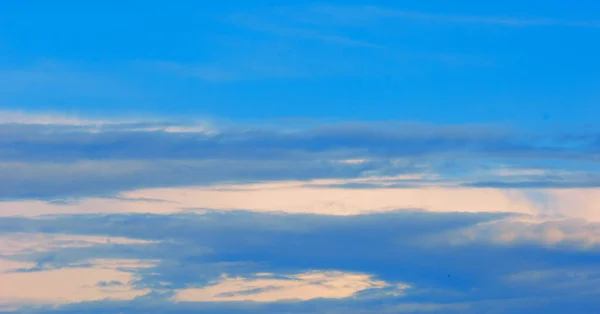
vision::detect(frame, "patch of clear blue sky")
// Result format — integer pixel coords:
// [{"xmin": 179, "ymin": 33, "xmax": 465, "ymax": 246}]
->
[{"xmin": 0, "ymin": 0, "xmax": 599, "ymax": 127}]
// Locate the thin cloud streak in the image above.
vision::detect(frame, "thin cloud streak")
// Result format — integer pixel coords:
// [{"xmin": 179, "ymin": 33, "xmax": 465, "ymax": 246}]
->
[
  {"xmin": 228, "ymin": 13, "xmax": 382, "ymax": 48},
  {"xmin": 310, "ymin": 5, "xmax": 600, "ymax": 28}
]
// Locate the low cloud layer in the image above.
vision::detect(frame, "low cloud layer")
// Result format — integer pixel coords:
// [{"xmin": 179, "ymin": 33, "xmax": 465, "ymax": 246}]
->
[
  {"xmin": 1, "ymin": 210, "xmax": 600, "ymax": 313},
  {"xmin": 1, "ymin": 112, "xmax": 599, "ymax": 201},
  {"xmin": 1, "ymin": 118, "xmax": 595, "ymax": 163},
  {"xmin": 1, "ymin": 113, "xmax": 600, "ymax": 313}
]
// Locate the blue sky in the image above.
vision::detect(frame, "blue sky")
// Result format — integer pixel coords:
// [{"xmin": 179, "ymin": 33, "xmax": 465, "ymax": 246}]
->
[
  {"xmin": 2, "ymin": 0, "xmax": 600, "ymax": 125},
  {"xmin": 1, "ymin": 1, "xmax": 600, "ymax": 313}
]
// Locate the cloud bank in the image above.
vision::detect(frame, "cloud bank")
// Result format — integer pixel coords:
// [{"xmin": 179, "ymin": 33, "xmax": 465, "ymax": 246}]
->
[
  {"xmin": 1, "ymin": 210, "xmax": 600, "ymax": 313},
  {"xmin": 0, "ymin": 111, "xmax": 599, "ymax": 201},
  {"xmin": 1, "ymin": 112, "xmax": 600, "ymax": 313}
]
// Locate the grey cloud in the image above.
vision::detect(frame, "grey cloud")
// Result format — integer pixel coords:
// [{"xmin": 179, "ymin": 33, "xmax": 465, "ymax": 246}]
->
[
  {"xmin": 96, "ymin": 280, "xmax": 123, "ymax": 287},
  {"xmin": 1, "ymin": 299, "xmax": 470, "ymax": 314},
  {"xmin": 0, "ymin": 159, "xmax": 382, "ymax": 200},
  {"xmin": 0, "ymin": 122, "xmax": 592, "ymax": 162},
  {"xmin": 4, "ymin": 297, "xmax": 600, "ymax": 314},
  {"xmin": 2, "ymin": 210, "xmax": 600, "ymax": 313},
  {"xmin": 0, "ymin": 121, "xmax": 598, "ymax": 199}
]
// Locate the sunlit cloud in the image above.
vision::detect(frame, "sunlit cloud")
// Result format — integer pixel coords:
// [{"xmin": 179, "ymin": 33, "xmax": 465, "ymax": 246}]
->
[
  {"xmin": 3, "ymin": 0, "xmax": 600, "ymax": 311},
  {"xmin": 125, "ymin": 183, "xmax": 540, "ymax": 216},
  {"xmin": 173, "ymin": 271, "xmax": 406, "ymax": 302},
  {"xmin": 0, "ymin": 179, "xmax": 541, "ymax": 217},
  {"xmin": 0, "ymin": 259, "xmax": 37, "ymax": 273},
  {"xmin": 0, "ymin": 198, "xmax": 183, "ymax": 217},
  {"xmin": 425, "ymin": 216, "xmax": 600, "ymax": 249},
  {"xmin": 0, "ymin": 226, "xmax": 160, "ymax": 308},
  {"xmin": 1, "ymin": 205, "xmax": 600, "ymax": 312},
  {"xmin": 0, "ymin": 110, "xmax": 598, "ymax": 313},
  {"xmin": 0, "ymin": 233, "xmax": 154, "ymax": 256},
  {"xmin": 0, "ymin": 258, "xmax": 156, "ymax": 308},
  {"xmin": 2, "ymin": 176, "xmax": 599, "ymax": 223}
]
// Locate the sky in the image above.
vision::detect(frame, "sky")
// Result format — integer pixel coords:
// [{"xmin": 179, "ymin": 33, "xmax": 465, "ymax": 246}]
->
[{"xmin": 1, "ymin": 1, "xmax": 600, "ymax": 313}]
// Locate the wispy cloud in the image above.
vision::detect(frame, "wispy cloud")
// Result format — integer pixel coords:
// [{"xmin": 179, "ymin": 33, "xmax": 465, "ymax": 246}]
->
[
  {"xmin": 228, "ymin": 12, "xmax": 382, "ymax": 48},
  {"xmin": 309, "ymin": 5, "xmax": 600, "ymax": 28},
  {"xmin": 142, "ymin": 5, "xmax": 507, "ymax": 83}
]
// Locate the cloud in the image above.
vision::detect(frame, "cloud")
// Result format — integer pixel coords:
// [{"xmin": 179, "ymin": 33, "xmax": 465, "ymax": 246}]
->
[
  {"xmin": 121, "ymin": 182, "xmax": 541, "ymax": 216},
  {"xmin": 3, "ymin": 4, "xmax": 600, "ymax": 313},
  {"xmin": 0, "ymin": 260, "xmax": 36, "ymax": 273},
  {"xmin": 196, "ymin": 4, "xmax": 598, "ymax": 80},
  {"xmin": 8, "ymin": 177, "xmax": 598, "ymax": 219},
  {"xmin": 2, "ymin": 209, "xmax": 600, "ymax": 313},
  {"xmin": 0, "ymin": 230, "xmax": 159, "ymax": 309},
  {"xmin": 1, "ymin": 114, "xmax": 599, "ymax": 312},
  {"xmin": 0, "ymin": 110, "xmax": 214, "ymax": 132},
  {"xmin": 0, "ymin": 261, "xmax": 153, "ymax": 307},
  {"xmin": 426, "ymin": 216, "xmax": 600, "ymax": 249},
  {"xmin": 0, "ymin": 254, "xmax": 153, "ymax": 308},
  {"xmin": 0, "ymin": 114, "xmax": 598, "ymax": 199},
  {"xmin": 0, "ymin": 233, "xmax": 154, "ymax": 256},
  {"xmin": 174, "ymin": 5, "xmax": 494, "ymax": 82},
  {"xmin": 1, "ymin": 117, "xmax": 592, "ymax": 164},
  {"xmin": 173, "ymin": 271, "xmax": 403, "ymax": 302},
  {"xmin": 308, "ymin": 5, "xmax": 600, "ymax": 28},
  {"xmin": 227, "ymin": 12, "xmax": 382, "ymax": 48}
]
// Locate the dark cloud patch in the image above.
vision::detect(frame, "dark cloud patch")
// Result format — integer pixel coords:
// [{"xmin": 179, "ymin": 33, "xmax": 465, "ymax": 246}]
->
[{"xmin": 96, "ymin": 280, "xmax": 123, "ymax": 287}]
